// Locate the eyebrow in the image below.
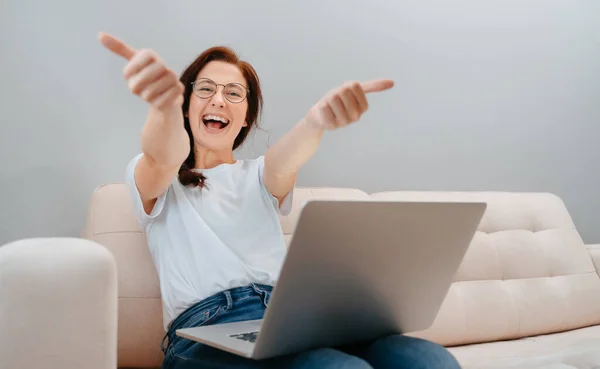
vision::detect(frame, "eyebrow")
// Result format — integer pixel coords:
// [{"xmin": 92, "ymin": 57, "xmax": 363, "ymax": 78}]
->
[{"xmin": 196, "ymin": 77, "xmax": 248, "ymax": 88}]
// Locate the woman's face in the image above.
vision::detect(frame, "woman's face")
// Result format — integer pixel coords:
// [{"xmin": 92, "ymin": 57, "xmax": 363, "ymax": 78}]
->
[{"xmin": 187, "ymin": 61, "xmax": 249, "ymax": 152}]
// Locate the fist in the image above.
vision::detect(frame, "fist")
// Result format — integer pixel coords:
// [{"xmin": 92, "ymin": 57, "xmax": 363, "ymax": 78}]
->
[
  {"xmin": 98, "ymin": 32, "xmax": 185, "ymax": 110},
  {"xmin": 305, "ymin": 79, "xmax": 394, "ymax": 131}
]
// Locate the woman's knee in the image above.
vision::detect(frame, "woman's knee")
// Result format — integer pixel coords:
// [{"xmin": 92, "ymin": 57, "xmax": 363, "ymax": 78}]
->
[
  {"xmin": 366, "ymin": 335, "xmax": 461, "ymax": 369},
  {"xmin": 287, "ymin": 347, "xmax": 373, "ymax": 369}
]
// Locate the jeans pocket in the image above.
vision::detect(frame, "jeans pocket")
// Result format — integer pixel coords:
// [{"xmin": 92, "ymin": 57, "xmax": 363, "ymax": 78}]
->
[{"xmin": 192, "ymin": 305, "xmax": 224, "ymax": 327}]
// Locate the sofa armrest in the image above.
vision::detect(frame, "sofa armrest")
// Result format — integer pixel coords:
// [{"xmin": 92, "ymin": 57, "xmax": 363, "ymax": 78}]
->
[
  {"xmin": 0, "ymin": 238, "xmax": 117, "ymax": 369},
  {"xmin": 587, "ymin": 244, "xmax": 600, "ymax": 276}
]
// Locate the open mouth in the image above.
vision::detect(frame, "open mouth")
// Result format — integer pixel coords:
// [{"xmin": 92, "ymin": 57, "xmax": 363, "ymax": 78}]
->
[{"xmin": 202, "ymin": 114, "xmax": 230, "ymax": 132}]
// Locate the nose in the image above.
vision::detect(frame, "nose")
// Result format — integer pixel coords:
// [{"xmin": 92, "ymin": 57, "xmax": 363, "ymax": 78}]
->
[{"xmin": 210, "ymin": 86, "xmax": 226, "ymax": 108}]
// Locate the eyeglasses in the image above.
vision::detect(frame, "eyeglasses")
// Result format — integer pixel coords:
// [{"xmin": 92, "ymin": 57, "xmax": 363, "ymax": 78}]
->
[{"xmin": 191, "ymin": 78, "xmax": 249, "ymax": 104}]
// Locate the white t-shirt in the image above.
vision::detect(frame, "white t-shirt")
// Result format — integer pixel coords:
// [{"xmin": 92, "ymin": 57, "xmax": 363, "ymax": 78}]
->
[{"xmin": 125, "ymin": 153, "xmax": 293, "ymax": 331}]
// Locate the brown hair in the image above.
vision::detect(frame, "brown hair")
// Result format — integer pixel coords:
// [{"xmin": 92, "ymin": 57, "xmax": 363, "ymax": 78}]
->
[{"xmin": 177, "ymin": 46, "xmax": 263, "ymax": 189}]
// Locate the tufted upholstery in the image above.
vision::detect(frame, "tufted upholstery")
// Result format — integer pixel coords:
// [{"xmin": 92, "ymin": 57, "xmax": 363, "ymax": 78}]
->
[{"xmin": 81, "ymin": 184, "xmax": 600, "ymax": 369}]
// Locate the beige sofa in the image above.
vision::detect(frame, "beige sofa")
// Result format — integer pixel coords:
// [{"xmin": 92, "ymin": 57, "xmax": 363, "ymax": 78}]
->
[{"xmin": 2, "ymin": 183, "xmax": 600, "ymax": 369}]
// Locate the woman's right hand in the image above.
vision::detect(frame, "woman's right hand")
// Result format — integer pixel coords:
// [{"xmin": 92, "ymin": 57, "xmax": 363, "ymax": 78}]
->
[{"xmin": 99, "ymin": 32, "xmax": 185, "ymax": 111}]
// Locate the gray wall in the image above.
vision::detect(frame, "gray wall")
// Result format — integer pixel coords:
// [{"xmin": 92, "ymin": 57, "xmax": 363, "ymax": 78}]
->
[{"xmin": 1, "ymin": 0, "xmax": 599, "ymax": 245}]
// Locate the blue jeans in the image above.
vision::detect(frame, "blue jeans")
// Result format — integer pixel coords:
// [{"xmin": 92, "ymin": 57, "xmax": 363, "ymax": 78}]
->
[{"xmin": 161, "ymin": 284, "xmax": 461, "ymax": 369}]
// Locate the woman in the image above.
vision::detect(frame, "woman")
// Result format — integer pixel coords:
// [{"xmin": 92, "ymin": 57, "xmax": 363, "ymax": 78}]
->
[{"xmin": 99, "ymin": 32, "xmax": 460, "ymax": 369}]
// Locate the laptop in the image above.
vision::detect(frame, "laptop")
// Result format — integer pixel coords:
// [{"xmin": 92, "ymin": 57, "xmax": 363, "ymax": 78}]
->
[{"xmin": 176, "ymin": 199, "xmax": 486, "ymax": 360}]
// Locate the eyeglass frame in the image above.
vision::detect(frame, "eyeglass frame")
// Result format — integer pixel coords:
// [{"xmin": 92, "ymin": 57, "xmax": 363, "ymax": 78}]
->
[{"xmin": 190, "ymin": 78, "xmax": 250, "ymax": 104}]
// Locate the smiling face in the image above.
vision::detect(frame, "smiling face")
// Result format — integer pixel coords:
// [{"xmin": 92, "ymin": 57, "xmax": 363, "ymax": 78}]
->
[{"xmin": 186, "ymin": 61, "xmax": 249, "ymax": 153}]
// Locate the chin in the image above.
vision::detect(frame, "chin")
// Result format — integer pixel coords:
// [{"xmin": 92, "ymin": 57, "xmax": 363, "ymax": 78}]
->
[{"xmin": 194, "ymin": 135, "xmax": 233, "ymax": 151}]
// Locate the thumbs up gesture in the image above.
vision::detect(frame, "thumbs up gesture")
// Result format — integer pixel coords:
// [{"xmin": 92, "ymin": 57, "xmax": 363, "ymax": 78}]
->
[
  {"xmin": 305, "ymin": 79, "xmax": 394, "ymax": 131},
  {"xmin": 99, "ymin": 32, "xmax": 185, "ymax": 110}
]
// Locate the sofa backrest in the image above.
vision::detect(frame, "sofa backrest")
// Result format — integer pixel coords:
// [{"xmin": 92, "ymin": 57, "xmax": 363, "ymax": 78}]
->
[
  {"xmin": 82, "ymin": 184, "xmax": 600, "ymax": 368},
  {"xmin": 83, "ymin": 184, "xmax": 162, "ymax": 368}
]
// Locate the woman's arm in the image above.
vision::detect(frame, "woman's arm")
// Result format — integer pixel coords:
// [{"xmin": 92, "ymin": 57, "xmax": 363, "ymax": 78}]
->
[
  {"xmin": 100, "ymin": 33, "xmax": 188, "ymax": 214},
  {"xmin": 263, "ymin": 80, "xmax": 394, "ymax": 203}
]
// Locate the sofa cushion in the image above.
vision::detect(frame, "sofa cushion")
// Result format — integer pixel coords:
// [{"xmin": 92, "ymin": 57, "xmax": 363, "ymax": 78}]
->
[
  {"xmin": 449, "ymin": 324, "xmax": 600, "ymax": 369},
  {"xmin": 370, "ymin": 191, "xmax": 600, "ymax": 346}
]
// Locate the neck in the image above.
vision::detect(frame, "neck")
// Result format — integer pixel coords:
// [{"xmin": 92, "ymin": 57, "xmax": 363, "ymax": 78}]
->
[{"xmin": 193, "ymin": 146, "xmax": 235, "ymax": 169}]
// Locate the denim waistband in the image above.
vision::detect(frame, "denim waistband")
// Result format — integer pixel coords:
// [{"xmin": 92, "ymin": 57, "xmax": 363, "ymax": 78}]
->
[{"xmin": 161, "ymin": 283, "xmax": 273, "ymax": 353}]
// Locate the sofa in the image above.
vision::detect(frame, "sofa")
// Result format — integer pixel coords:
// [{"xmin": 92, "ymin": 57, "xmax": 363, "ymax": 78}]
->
[{"xmin": 2, "ymin": 183, "xmax": 600, "ymax": 369}]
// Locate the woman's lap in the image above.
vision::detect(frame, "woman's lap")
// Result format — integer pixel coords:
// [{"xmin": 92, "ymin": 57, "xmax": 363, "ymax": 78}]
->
[
  {"xmin": 343, "ymin": 334, "xmax": 461, "ymax": 369},
  {"xmin": 162, "ymin": 285, "xmax": 461, "ymax": 369},
  {"xmin": 166, "ymin": 335, "xmax": 460, "ymax": 369},
  {"xmin": 166, "ymin": 344, "xmax": 369, "ymax": 369}
]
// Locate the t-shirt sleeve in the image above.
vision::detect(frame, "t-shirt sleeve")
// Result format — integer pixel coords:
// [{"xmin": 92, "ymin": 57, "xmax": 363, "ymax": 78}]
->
[
  {"xmin": 257, "ymin": 156, "xmax": 294, "ymax": 216},
  {"xmin": 125, "ymin": 153, "xmax": 168, "ymax": 228}
]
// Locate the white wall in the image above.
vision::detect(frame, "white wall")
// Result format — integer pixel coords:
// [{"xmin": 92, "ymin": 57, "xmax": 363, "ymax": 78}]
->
[{"xmin": 1, "ymin": 0, "xmax": 599, "ymax": 244}]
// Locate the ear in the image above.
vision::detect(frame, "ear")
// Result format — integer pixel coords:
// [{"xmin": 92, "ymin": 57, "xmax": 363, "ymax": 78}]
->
[{"xmin": 242, "ymin": 121, "xmax": 248, "ymax": 127}]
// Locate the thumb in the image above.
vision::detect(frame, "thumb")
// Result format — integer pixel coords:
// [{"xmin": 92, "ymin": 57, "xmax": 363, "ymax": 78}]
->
[
  {"xmin": 98, "ymin": 32, "xmax": 136, "ymax": 60},
  {"xmin": 361, "ymin": 79, "xmax": 395, "ymax": 93}
]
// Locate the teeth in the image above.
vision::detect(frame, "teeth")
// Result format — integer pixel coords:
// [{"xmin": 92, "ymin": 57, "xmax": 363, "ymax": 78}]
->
[{"xmin": 203, "ymin": 115, "xmax": 229, "ymax": 124}]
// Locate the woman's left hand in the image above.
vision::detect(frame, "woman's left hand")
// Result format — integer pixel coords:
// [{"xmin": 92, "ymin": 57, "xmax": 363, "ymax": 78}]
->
[{"xmin": 304, "ymin": 79, "xmax": 394, "ymax": 131}]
